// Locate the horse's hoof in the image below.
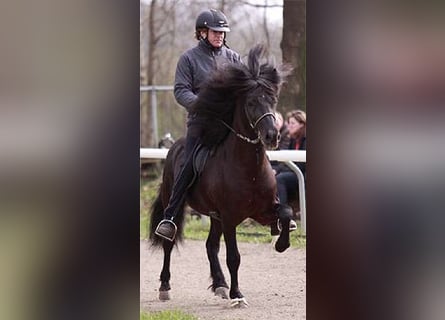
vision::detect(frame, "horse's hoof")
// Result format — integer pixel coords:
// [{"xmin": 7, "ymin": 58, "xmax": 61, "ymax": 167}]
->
[
  {"xmin": 214, "ymin": 287, "xmax": 229, "ymax": 299},
  {"xmin": 229, "ymin": 297, "xmax": 249, "ymax": 308},
  {"xmin": 275, "ymin": 242, "xmax": 290, "ymax": 253},
  {"xmin": 159, "ymin": 290, "xmax": 170, "ymax": 301}
]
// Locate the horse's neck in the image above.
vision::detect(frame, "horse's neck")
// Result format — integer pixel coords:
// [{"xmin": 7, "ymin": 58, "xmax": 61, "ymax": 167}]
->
[{"xmin": 227, "ymin": 113, "xmax": 268, "ymax": 168}]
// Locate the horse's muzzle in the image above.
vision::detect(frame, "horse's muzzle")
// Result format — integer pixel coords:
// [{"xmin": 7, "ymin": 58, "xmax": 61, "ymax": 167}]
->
[{"xmin": 262, "ymin": 128, "xmax": 279, "ymax": 149}]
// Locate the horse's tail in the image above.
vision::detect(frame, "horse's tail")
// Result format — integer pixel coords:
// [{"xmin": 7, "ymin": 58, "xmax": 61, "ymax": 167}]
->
[{"xmin": 148, "ymin": 185, "xmax": 185, "ymax": 247}]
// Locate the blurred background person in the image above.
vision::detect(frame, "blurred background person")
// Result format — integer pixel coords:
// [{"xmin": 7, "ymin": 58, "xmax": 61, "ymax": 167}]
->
[
  {"xmin": 274, "ymin": 109, "xmax": 306, "ymax": 229},
  {"xmin": 270, "ymin": 110, "xmax": 291, "ymax": 174},
  {"xmin": 275, "ymin": 110, "xmax": 291, "ymax": 150}
]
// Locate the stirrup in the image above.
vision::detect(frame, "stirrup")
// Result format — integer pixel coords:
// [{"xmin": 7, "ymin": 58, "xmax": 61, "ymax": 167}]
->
[{"xmin": 155, "ymin": 219, "xmax": 178, "ymax": 242}]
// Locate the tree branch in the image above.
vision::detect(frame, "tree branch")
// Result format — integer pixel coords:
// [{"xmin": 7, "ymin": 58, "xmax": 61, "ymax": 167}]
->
[
  {"xmin": 239, "ymin": 0, "xmax": 283, "ymax": 8},
  {"xmin": 153, "ymin": 29, "xmax": 174, "ymax": 44}
]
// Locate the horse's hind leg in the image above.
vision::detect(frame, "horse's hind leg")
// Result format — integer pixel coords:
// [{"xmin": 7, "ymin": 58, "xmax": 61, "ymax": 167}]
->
[
  {"xmin": 159, "ymin": 240, "xmax": 174, "ymax": 300},
  {"xmin": 206, "ymin": 218, "xmax": 229, "ymax": 299}
]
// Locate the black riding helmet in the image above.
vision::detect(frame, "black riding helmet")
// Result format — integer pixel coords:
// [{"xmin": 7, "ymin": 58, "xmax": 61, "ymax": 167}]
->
[{"xmin": 195, "ymin": 9, "xmax": 230, "ymax": 32}]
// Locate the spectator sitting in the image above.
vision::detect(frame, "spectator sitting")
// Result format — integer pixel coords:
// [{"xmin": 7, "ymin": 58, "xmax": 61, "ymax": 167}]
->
[
  {"xmin": 274, "ymin": 109, "xmax": 306, "ymax": 230},
  {"xmin": 270, "ymin": 110, "xmax": 290, "ymax": 174}
]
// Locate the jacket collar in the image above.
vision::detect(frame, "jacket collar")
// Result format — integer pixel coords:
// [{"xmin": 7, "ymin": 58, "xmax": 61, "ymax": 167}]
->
[{"xmin": 198, "ymin": 39, "xmax": 223, "ymax": 54}]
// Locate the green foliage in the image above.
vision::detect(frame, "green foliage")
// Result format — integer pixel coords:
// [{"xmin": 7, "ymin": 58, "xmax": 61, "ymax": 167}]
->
[
  {"xmin": 141, "ymin": 177, "xmax": 306, "ymax": 248},
  {"xmin": 185, "ymin": 216, "xmax": 306, "ymax": 248},
  {"xmin": 140, "ymin": 310, "xmax": 198, "ymax": 320}
]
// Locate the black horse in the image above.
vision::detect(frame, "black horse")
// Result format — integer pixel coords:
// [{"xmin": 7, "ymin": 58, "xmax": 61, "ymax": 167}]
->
[{"xmin": 149, "ymin": 44, "xmax": 292, "ymax": 307}]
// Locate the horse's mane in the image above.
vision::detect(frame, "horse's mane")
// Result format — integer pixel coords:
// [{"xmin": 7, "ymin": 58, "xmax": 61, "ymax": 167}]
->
[{"xmin": 190, "ymin": 44, "xmax": 289, "ymax": 147}]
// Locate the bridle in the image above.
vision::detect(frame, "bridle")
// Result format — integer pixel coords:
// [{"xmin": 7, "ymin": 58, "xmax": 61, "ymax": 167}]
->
[
  {"xmin": 219, "ymin": 107, "xmax": 276, "ymax": 145},
  {"xmin": 250, "ymin": 112, "xmax": 276, "ymax": 129}
]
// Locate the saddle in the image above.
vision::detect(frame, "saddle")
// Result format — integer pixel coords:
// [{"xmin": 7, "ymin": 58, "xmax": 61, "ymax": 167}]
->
[{"xmin": 187, "ymin": 144, "xmax": 223, "ymax": 221}]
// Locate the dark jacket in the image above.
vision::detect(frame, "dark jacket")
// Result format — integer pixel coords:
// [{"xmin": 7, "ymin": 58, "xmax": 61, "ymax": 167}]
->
[{"xmin": 174, "ymin": 39, "xmax": 241, "ymax": 112}]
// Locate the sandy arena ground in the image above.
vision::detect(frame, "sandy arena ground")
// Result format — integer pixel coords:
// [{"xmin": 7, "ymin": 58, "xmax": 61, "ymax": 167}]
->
[{"xmin": 140, "ymin": 239, "xmax": 306, "ymax": 320}]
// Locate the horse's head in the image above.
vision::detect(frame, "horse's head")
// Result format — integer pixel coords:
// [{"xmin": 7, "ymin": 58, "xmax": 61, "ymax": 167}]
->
[
  {"xmin": 243, "ymin": 84, "xmax": 279, "ymax": 149},
  {"xmin": 241, "ymin": 45, "xmax": 292, "ymax": 149},
  {"xmin": 190, "ymin": 44, "xmax": 291, "ymax": 149}
]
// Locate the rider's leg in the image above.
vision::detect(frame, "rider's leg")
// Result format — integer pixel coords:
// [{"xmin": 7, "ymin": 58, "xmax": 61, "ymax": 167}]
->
[
  {"xmin": 155, "ymin": 125, "xmax": 202, "ymax": 241},
  {"xmin": 166, "ymin": 139, "xmax": 199, "ymax": 213}
]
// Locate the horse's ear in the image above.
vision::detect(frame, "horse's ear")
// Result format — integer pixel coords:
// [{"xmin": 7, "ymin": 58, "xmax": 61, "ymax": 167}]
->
[{"xmin": 248, "ymin": 44, "xmax": 268, "ymax": 78}]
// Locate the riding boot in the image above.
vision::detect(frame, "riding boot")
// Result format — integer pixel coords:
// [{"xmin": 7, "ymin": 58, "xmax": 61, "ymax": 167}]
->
[{"xmin": 155, "ymin": 136, "xmax": 201, "ymax": 241}]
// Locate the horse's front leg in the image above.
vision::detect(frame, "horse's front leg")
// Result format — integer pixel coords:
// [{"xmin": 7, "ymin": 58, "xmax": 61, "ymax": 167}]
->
[
  {"xmin": 159, "ymin": 239, "xmax": 174, "ymax": 300},
  {"xmin": 206, "ymin": 217, "xmax": 229, "ymax": 299},
  {"xmin": 223, "ymin": 225, "xmax": 248, "ymax": 307}
]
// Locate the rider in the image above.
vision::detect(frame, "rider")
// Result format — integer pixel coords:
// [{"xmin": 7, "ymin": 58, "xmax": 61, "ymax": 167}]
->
[{"xmin": 155, "ymin": 9, "xmax": 241, "ymax": 241}]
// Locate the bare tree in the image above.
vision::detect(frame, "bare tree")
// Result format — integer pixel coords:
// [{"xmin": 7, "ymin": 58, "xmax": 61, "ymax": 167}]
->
[
  {"xmin": 140, "ymin": 0, "xmax": 177, "ymax": 147},
  {"xmin": 262, "ymin": 0, "xmax": 271, "ymax": 48},
  {"xmin": 240, "ymin": 0, "xmax": 283, "ymax": 8},
  {"xmin": 141, "ymin": 0, "xmax": 288, "ymax": 144},
  {"xmin": 219, "ymin": 0, "xmax": 226, "ymax": 12},
  {"xmin": 140, "ymin": 3, "xmax": 152, "ymax": 148},
  {"xmin": 279, "ymin": 0, "xmax": 306, "ymax": 113}
]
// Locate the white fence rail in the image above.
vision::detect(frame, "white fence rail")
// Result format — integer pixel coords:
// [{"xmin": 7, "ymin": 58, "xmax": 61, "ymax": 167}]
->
[{"xmin": 140, "ymin": 148, "xmax": 306, "ymax": 234}]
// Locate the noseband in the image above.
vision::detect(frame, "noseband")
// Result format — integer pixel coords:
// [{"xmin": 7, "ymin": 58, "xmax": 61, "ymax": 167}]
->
[
  {"xmin": 250, "ymin": 112, "xmax": 276, "ymax": 129},
  {"xmin": 219, "ymin": 110, "xmax": 276, "ymax": 145}
]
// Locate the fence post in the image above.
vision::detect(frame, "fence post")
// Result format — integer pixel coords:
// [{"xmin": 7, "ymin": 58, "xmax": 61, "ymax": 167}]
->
[{"xmin": 150, "ymin": 89, "xmax": 159, "ymax": 146}]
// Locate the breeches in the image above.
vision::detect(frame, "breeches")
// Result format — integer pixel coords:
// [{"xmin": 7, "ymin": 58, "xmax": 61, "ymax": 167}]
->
[
  {"xmin": 276, "ymin": 171, "xmax": 298, "ymax": 205},
  {"xmin": 185, "ymin": 122, "xmax": 204, "ymax": 159}
]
